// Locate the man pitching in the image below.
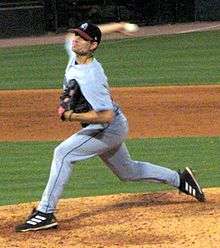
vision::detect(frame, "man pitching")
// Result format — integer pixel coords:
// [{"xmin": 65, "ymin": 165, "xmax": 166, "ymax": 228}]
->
[{"xmin": 16, "ymin": 22, "xmax": 205, "ymax": 232}]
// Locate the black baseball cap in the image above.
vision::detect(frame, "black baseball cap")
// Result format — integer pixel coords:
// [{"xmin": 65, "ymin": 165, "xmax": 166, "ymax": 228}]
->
[{"xmin": 69, "ymin": 23, "xmax": 102, "ymax": 44}]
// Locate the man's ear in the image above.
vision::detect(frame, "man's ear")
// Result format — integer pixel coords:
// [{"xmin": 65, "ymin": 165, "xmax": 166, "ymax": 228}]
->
[{"xmin": 91, "ymin": 41, "xmax": 98, "ymax": 51}]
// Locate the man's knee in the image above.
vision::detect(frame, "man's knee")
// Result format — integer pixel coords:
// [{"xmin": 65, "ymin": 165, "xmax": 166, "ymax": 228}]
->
[
  {"xmin": 53, "ymin": 144, "xmax": 73, "ymax": 164},
  {"xmin": 114, "ymin": 162, "xmax": 136, "ymax": 181},
  {"xmin": 54, "ymin": 144, "xmax": 65, "ymax": 158},
  {"xmin": 117, "ymin": 174, "xmax": 130, "ymax": 181}
]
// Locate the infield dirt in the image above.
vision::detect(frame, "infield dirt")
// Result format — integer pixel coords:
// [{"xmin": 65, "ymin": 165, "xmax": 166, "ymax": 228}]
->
[
  {"xmin": 1, "ymin": 85, "xmax": 220, "ymax": 141},
  {"xmin": 0, "ymin": 86, "xmax": 220, "ymax": 247}
]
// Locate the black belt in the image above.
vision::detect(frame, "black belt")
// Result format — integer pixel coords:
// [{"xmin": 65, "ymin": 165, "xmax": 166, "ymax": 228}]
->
[{"xmin": 114, "ymin": 108, "xmax": 120, "ymax": 116}]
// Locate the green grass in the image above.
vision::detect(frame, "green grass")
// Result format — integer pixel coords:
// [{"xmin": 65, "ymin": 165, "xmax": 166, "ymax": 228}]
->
[
  {"xmin": 0, "ymin": 137, "xmax": 219, "ymax": 206},
  {"xmin": 0, "ymin": 44, "xmax": 65, "ymax": 89},
  {"xmin": 0, "ymin": 30, "xmax": 220, "ymax": 90}
]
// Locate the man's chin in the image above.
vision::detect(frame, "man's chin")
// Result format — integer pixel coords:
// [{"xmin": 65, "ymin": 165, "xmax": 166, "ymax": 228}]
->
[{"xmin": 74, "ymin": 50, "xmax": 91, "ymax": 56}]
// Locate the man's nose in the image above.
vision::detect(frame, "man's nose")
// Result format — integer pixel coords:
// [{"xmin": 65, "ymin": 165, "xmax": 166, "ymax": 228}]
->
[{"xmin": 73, "ymin": 37, "xmax": 80, "ymax": 45}]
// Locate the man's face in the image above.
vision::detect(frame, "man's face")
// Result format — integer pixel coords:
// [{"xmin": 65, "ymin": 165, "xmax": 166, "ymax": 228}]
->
[{"xmin": 72, "ymin": 33, "xmax": 98, "ymax": 56}]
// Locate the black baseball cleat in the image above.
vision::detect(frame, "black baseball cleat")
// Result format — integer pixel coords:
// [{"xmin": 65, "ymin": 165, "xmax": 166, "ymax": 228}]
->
[
  {"xmin": 15, "ymin": 208, "xmax": 58, "ymax": 232},
  {"xmin": 178, "ymin": 167, "xmax": 205, "ymax": 202}
]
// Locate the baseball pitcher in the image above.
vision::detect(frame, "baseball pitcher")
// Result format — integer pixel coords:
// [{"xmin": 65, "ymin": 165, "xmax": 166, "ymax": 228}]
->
[{"xmin": 16, "ymin": 22, "xmax": 205, "ymax": 232}]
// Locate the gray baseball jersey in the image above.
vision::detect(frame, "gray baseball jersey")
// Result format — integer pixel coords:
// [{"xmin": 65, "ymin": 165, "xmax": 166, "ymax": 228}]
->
[{"xmin": 37, "ymin": 38, "xmax": 180, "ymax": 213}]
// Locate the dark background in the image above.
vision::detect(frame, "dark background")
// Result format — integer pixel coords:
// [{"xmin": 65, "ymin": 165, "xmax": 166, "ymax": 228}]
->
[{"xmin": 0, "ymin": 0, "xmax": 220, "ymax": 38}]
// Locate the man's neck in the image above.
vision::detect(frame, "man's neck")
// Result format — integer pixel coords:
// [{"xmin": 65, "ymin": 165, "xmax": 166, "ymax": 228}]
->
[{"xmin": 76, "ymin": 54, "xmax": 93, "ymax": 64}]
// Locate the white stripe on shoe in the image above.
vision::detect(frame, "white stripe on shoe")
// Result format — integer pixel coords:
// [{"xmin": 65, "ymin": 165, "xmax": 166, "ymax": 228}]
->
[
  {"xmin": 27, "ymin": 220, "xmax": 38, "ymax": 225},
  {"xmin": 31, "ymin": 218, "xmax": 43, "ymax": 223},
  {"xmin": 185, "ymin": 181, "xmax": 189, "ymax": 192},
  {"xmin": 188, "ymin": 185, "xmax": 192, "ymax": 194},
  {"xmin": 192, "ymin": 188, "xmax": 196, "ymax": 196},
  {"xmin": 35, "ymin": 215, "xmax": 46, "ymax": 221}
]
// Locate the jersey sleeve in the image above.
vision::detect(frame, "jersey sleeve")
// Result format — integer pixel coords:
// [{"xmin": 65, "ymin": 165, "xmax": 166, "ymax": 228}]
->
[
  {"xmin": 79, "ymin": 81, "xmax": 113, "ymax": 112},
  {"xmin": 64, "ymin": 36, "xmax": 76, "ymax": 74},
  {"xmin": 64, "ymin": 36, "xmax": 76, "ymax": 60}
]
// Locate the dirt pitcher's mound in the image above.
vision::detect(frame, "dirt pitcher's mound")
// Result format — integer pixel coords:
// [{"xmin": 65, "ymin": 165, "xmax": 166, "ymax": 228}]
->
[{"xmin": 0, "ymin": 188, "xmax": 219, "ymax": 248}]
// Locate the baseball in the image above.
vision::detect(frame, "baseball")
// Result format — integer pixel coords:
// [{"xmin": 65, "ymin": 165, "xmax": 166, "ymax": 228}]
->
[{"xmin": 124, "ymin": 23, "xmax": 139, "ymax": 32}]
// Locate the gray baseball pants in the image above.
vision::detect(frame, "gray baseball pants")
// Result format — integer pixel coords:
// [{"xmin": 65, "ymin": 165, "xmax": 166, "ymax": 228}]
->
[{"xmin": 37, "ymin": 110, "xmax": 180, "ymax": 213}]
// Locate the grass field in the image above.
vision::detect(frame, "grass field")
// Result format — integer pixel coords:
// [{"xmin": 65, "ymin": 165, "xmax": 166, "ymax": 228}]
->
[
  {"xmin": 1, "ymin": 30, "xmax": 220, "ymax": 206},
  {"xmin": 0, "ymin": 30, "xmax": 219, "ymax": 90},
  {"xmin": 1, "ymin": 137, "xmax": 219, "ymax": 206}
]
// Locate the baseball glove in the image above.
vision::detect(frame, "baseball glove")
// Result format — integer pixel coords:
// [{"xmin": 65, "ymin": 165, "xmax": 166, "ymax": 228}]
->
[{"xmin": 58, "ymin": 79, "xmax": 92, "ymax": 121}]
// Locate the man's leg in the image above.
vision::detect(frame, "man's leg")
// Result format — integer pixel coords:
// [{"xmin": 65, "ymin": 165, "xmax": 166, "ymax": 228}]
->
[
  {"xmin": 16, "ymin": 127, "xmax": 118, "ymax": 232},
  {"xmin": 37, "ymin": 121, "xmax": 129, "ymax": 214},
  {"xmin": 100, "ymin": 143, "xmax": 205, "ymax": 201},
  {"xmin": 100, "ymin": 142, "xmax": 180, "ymax": 187},
  {"xmin": 38, "ymin": 128, "xmax": 111, "ymax": 213}
]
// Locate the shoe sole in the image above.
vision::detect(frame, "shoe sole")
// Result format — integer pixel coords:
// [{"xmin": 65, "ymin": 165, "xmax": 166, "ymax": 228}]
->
[
  {"xmin": 17, "ymin": 222, "xmax": 58, "ymax": 232},
  {"xmin": 185, "ymin": 166, "xmax": 205, "ymax": 202}
]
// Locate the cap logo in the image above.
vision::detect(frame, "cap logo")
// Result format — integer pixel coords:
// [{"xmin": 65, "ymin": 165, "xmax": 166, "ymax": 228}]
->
[{"xmin": 80, "ymin": 23, "xmax": 88, "ymax": 31}]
